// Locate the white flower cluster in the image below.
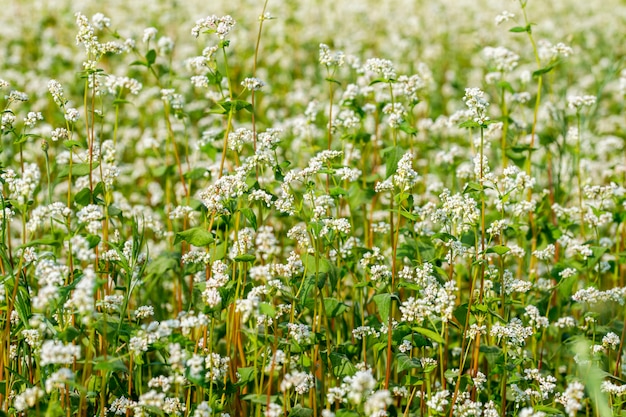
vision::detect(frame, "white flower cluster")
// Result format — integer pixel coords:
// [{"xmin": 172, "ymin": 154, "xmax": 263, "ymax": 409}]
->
[
  {"xmin": 241, "ymin": 77, "xmax": 265, "ymax": 91},
  {"xmin": 523, "ymin": 368, "xmax": 557, "ymax": 400},
  {"xmin": 572, "ymin": 286, "xmax": 626, "ymax": 305},
  {"xmin": 364, "ymin": 58, "xmax": 396, "ymax": 81},
  {"xmin": 33, "ymin": 258, "xmax": 69, "ymax": 310},
  {"xmin": 228, "ymin": 128, "xmax": 253, "ymax": 152},
  {"xmin": 280, "ymin": 370, "xmax": 315, "ymax": 394},
  {"xmin": 352, "ymin": 325, "xmax": 381, "ymax": 339},
  {"xmin": 104, "ymin": 75, "xmax": 142, "ymax": 95},
  {"xmin": 495, "ymin": 10, "xmax": 515, "ymax": 25},
  {"xmin": 491, "ymin": 318, "xmax": 533, "ymax": 346},
  {"xmin": 483, "ymin": 46, "xmax": 519, "ymax": 72},
  {"xmin": 45, "ymin": 368, "xmax": 74, "ymax": 393},
  {"xmin": 320, "ymin": 218, "xmax": 352, "ymax": 238},
  {"xmin": 524, "ymin": 305, "xmax": 549, "ymax": 329},
  {"xmin": 399, "ymin": 280, "xmax": 457, "ymax": 324},
  {"xmin": 432, "ymin": 189, "xmax": 479, "ymax": 232},
  {"xmin": 77, "ymin": 204, "xmax": 104, "ymax": 234},
  {"xmin": 13, "ymin": 386, "xmax": 45, "ymax": 412},
  {"xmin": 1, "ymin": 164, "xmax": 40, "ymax": 206},
  {"xmin": 393, "ymin": 151, "xmax": 420, "ymax": 191},
  {"xmin": 601, "ymin": 380, "xmax": 626, "ymax": 396},
  {"xmin": 27, "ymin": 202, "xmax": 72, "ymax": 233},
  {"xmin": 327, "ymin": 367, "xmax": 389, "ymax": 414},
  {"xmin": 74, "ymin": 12, "xmax": 129, "ymax": 63},
  {"xmin": 64, "ymin": 266, "xmax": 96, "ymax": 324},
  {"xmin": 40, "ymin": 340, "xmax": 81, "ymax": 366},
  {"xmin": 191, "ymin": 15, "xmax": 236, "ymax": 39},
  {"xmin": 199, "ymin": 165, "xmax": 252, "ymax": 215},
  {"xmin": 319, "ymin": 43, "xmax": 345, "ymax": 67},
  {"xmin": 567, "ymin": 95, "xmax": 596, "ymax": 111},
  {"xmin": 463, "ymin": 87, "xmax": 490, "ymax": 125}
]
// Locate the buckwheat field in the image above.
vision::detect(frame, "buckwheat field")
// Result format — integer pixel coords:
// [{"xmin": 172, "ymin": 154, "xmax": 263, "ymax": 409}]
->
[{"xmin": 2, "ymin": 0, "xmax": 626, "ymax": 416}]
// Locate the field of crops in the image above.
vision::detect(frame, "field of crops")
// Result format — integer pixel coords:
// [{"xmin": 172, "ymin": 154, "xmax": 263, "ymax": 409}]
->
[{"xmin": 1, "ymin": 0, "xmax": 626, "ymax": 416}]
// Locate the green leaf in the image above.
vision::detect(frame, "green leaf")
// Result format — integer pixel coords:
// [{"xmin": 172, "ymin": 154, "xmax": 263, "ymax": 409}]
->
[
  {"xmin": 74, "ymin": 187, "xmax": 92, "ymax": 206},
  {"xmin": 329, "ymin": 352, "xmax": 356, "ymax": 378},
  {"xmin": 323, "ymin": 297, "xmax": 349, "ymax": 318},
  {"xmin": 373, "ymin": 293, "xmax": 393, "ymax": 322},
  {"xmin": 533, "ymin": 62, "xmax": 558, "ymax": 78},
  {"xmin": 398, "ymin": 122, "xmax": 417, "ymax": 135},
  {"xmin": 86, "ymin": 234, "xmax": 101, "ymax": 248},
  {"xmin": 242, "ymin": 394, "xmax": 276, "ymax": 405},
  {"xmin": 412, "ymin": 326, "xmax": 445, "ymax": 344},
  {"xmin": 259, "ymin": 302, "xmax": 276, "ymax": 318},
  {"xmin": 237, "ymin": 367, "xmax": 256, "ymax": 384},
  {"xmin": 486, "ymin": 245, "xmax": 510, "ymax": 255},
  {"xmin": 146, "ymin": 49, "xmax": 157, "ymax": 65},
  {"xmin": 234, "ymin": 254, "xmax": 256, "ymax": 263},
  {"xmin": 289, "ymin": 405, "xmax": 313, "ymax": 417},
  {"xmin": 533, "ymin": 405, "xmax": 563, "ymax": 415},
  {"xmin": 211, "ymin": 100, "xmax": 253, "ymax": 114},
  {"xmin": 459, "ymin": 120, "xmax": 481, "ymax": 129},
  {"xmin": 463, "ymin": 181, "xmax": 483, "ymax": 193},
  {"xmin": 112, "ymin": 98, "xmax": 131, "ymax": 106},
  {"xmin": 58, "ymin": 162, "xmax": 99, "ymax": 178},
  {"xmin": 145, "ymin": 254, "xmax": 179, "ymax": 276},
  {"xmin": 496, "ymin": 80, "xmax": 515, "ymax": 94},
  {"xmin": 302, "ymin": 254, "xmax": 331, "ymax": 273},
  {"xmin": 336, "ymin": 410, "xmax": 360, "ymax": 417},
  {"xmin": 93, "ymin": 357, "xmax": 129, "ymax": 373},
  {"xmin": 130, "ymin": 60, "xmax": 148, "ymax": 67},
  {"xmin": 325, "ymin": 77, "xmax": 342, "ymax": 85},
  {"xmin": 240, "ymin": 207, "xmax": 258, "ymax": 230},
  {"xmin": 184, "ymin": 167, "xmax": 207, "ymax": 180},
  {"xmin": 509, "ymin": 25, "xmax": 530, "ymax": 33},
  {"xmin": 396, "ymin": 352, "xmax": 422, "ymax": 372},
  {"xmin": 174, "ymin": 227, "xmax": 214, "ymax": 246},
  {"xmin": 329, "ymin": 187, "xmax": 348, "ymax": 197},
  {"xmin": 384, "ymin": 146, "xmax": 405, "ymax": 179},
  {"xmin": 20, "ymin": 236, "xmax": 61, "ymax": 248}
]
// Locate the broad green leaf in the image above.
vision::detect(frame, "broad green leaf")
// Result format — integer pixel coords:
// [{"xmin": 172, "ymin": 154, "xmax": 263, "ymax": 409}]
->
[
  {"xmin": 533, "ymin": 405, "xmax": 563, "ymax": 415},
  {"xmin": 411, "ymin": 326, "xmax": 444, "ymax": 344},
  {"xmin": 373, "ymin": 293, "xmax": 393, "ymax": 322},
  {"xmin": 20, "ymin": 236, "xmax": 61, "ymax": 248},
  {"xmin": 93, "ymin": 357, "xmax": 129, "ymax": 373},
  {"xmin": 174, "ymin": 227, "xmax": 214, "ymax": 246},
  {"xmin": 58, "ymin": 162, "xmax": 99, "ymax": 178},
  {"xmin": 533, "ymin": 62, "xmax": 558, "ymax": 77},
  {"xmin": 289, "ymin": 406, "xmax": 313, "ymax": 417},
  {"xmin": 486, "ymin": 245, "xmax": 510, "ymax": 255},
  {"xmin": 509, "ymin": 25, "xmax": 530, "ymax": 33},
  {"xmin": 399, "ymin": 122, "xmax": 417, "ymax": 135},
  {"xmin": 211, "ymin": 100, "xmax": 253, "ymax": 114},
  {"xmin": 240, "ymin": 207, "xmax": 258, "ymax": 230},
  {"xmin": 459, "ymin": 120, "xmax": 481, "ymax": 129},
  {"xmin": 184, "ymin": 167, "xmax": 208, "ymax": 180},
  {"xmin": 259, "ymin": 302, "xmax": 276, "ymax": 318},
  {"xmin": 396, "ymin": 352, "xmax": 422, "ymax": 372},
  {"xmin": 74, "ymin": 187, "xmax": 92, "ymax": 206},
  {"xmin": 302, "ymin": 254, "xmax": 331, "ymax": 273},
  {"xmin": 146, "ymin": 49, "xmax": 157, "ymax": 65},
  {"xmin": 237, "ymin": 367, "xmax": 256, "ymax": 384},
  {"xmin": 242, "ymin": 394, "xmax": 276, "ymax": 405},
  {"xmin": 323, "ymin": 297, "xmax": 349, "ymax": 318},
  {"xmin": 234, "ymin": 254, "xmax": 256, "ymax": 263},
  {"xmin": 384, "ymin": 146, "xmax": 405, "ymax": 179},
  {"xmin": 336, "ymin": 410, "xmax": 360, "ymax": 417},
  {"xmin": 330, "ymin": 187, "xmax": 348, "ymax": 197},
  {"xmin": 130, "ymin": 60, "xmax": 148, "ymax": 67}
]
